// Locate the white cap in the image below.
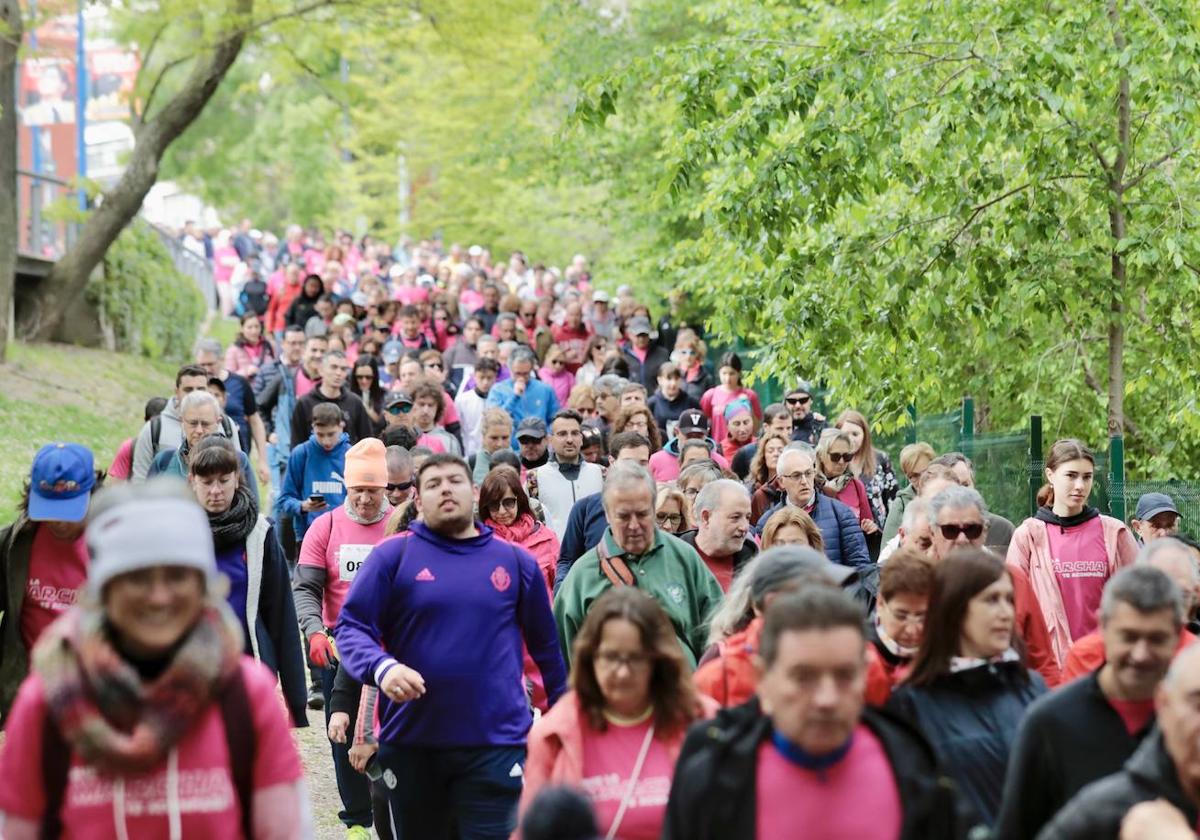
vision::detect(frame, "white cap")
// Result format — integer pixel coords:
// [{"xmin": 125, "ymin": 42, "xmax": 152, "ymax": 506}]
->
[{"xmin": 87, "ymin": 489, "xmax": 218, "ymax": 596}]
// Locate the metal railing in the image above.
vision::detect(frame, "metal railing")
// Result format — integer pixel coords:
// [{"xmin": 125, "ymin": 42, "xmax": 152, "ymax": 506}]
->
[
  {"xmin": 17, "ymin": 169, "xmax": 81, "ymax": 260},
  {"xmin": 147, "ymin": 223, "xmax": 217, "ymax": 311}
]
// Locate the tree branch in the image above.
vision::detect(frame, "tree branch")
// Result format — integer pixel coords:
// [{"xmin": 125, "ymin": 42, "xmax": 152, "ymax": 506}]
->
[{"xmin": 1121, "ymin": 145, "xmax": 1183, "ymax": 192}]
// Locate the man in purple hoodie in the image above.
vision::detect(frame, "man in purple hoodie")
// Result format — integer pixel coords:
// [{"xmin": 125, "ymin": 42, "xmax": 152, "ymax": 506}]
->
[{"xmin": 336, "ymin": 453, "xmax": 567, "ymax": 839}]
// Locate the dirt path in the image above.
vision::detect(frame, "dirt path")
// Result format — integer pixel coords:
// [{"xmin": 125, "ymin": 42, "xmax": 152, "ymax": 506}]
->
[{"xmin": 296, "ymin": 705, "xmax": 375, "ymax": 839}]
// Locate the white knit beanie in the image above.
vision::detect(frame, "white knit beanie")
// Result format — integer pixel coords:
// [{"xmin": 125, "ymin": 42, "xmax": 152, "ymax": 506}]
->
[{"xmin": 86, "ymin": 484, "xmax": 218, "ymax": 597}]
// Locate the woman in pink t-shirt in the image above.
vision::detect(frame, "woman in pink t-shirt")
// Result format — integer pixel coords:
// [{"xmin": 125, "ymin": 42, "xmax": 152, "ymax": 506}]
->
[
  {"xmin": 0, "ymin": 483, "xmax": 307, "ymax": 839},
  {"xmin": 518, "ymin": 588, "xmax": 717, "ymax": 840},
  {"xmin": 699, "ymin": 351, "xmax": 762, "ymax": 444},
  {"xmin": 1007, "ymin": 438, "xmax": 1138, "ymax": 668}
]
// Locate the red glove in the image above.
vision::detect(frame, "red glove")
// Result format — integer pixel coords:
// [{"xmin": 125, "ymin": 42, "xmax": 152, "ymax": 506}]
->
[{"xmin": 309, "ymin": 633, "xmax": 338, "ymax": 668}]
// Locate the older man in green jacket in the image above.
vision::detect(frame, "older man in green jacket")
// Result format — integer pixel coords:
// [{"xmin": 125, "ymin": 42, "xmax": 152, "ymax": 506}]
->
[{"xmin": 553, "ymin": 460, "xmax": 724, "ymax": 667}]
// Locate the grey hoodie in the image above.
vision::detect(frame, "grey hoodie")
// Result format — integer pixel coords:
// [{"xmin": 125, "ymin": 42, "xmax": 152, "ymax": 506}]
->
[{"xmin": 131, "ymin": 397, "xmax": 183, "ymax": 481}]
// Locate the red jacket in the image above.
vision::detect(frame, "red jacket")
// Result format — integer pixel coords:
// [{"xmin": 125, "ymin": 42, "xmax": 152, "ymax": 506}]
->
[
  {"xmin": 1010, "ymin": 564, "xmax": 1062, "ymax": 687},
  {"xmin": 1061, "ymin": 627, "xmax": 1197, "ymax": 683},
  {"xmin": 266, "ymin": 279, "xmax": 302, "ymax": 335},
  {"xmin": 693, "ymin": 618, "xmax": 893, "ymax": 707}
]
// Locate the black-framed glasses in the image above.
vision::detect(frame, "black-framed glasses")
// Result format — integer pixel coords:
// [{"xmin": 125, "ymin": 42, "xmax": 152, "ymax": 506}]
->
[
  {"xmin": 356, "ymin": 373, "xmax": 375, "ymax": 380},
  {"xmin": 387, "ymin": 480, "xmax": 415, "ymax": 492},
  {"xmin": 656, "ymin": 512, "xmax": 682, "ymax": 526},
  {"xmin": 786, "ymin": 396, "xmax": 812, "ymax": 405},
  {"xmin": 424, "ymin": 362, "xmax": 443, "ymax": 371},
  {"xmin": 938, "ymin": 522, "xmax": 985, "ymax": 541},
  {"xmin": 827, "ymin": 452, "xmax": 854, "ymax": 463},
  {"xmin": 595, "ymin": 651, "xmax": 652, "ymax": 671}
]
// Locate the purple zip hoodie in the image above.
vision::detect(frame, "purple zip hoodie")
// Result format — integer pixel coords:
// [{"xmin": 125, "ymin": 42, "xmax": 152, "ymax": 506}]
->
[{"xmin": 335, "ymin": 520, "xmax": 567, "ymax": 747}]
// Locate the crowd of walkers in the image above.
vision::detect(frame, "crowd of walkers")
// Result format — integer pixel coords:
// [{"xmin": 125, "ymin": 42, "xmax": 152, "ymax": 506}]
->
[{"xmin": 0, "ymin": 229, "xmax": 1199, "ymax": 840}]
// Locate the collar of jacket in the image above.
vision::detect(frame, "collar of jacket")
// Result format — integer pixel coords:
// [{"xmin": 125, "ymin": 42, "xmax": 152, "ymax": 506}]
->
[
  {"xmin": 1125, "ymin": 729, "xmax": 1200, "ymax": 822},
  {"xmin": 602, "ymin": 528, "xmax": 664, "ymax": 563}
]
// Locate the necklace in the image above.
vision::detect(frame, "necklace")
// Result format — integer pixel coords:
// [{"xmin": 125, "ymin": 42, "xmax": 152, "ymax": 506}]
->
[{"xmin": 603, "ymin": 705, "xmax": 654, "ymax": 727}]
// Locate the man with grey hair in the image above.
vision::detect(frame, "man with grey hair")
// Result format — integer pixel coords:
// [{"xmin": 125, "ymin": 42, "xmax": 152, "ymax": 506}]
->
[
  {"xmin": 591, "ymin": 373, "xmax": 626, "ymax": 429},
  {"xmin": 928, "ymin": 451, "xmax": 1015, "ymax": 551},
  {"xmin": 1036, "ymin": 640, "xmax": 1200, "ymax": 839},
  {"xmin": 1060, "ymin": 537, "xmax": 1199, "ymax": 681},
  {"xmin": 755, "ymin": 443, "xmax": 870, "ymax": 568},
  {"xmin": 997, "ymin": 564, "xmax": 1189, "ymax": 839},
  {"xmin": 145, "ymin": 390, "xmax": 259, "ymax": 497},
  {"xmin": 486, "ymin": 344, "xmax": 559, "ymax": 443},
  {"xmin": 678, "ymin": 478, "xmax": 757, "ymax": 591},
  {"xmin": 385, "ymin": 445, "xmax": 415, "ymax": 507},
  {"xmin": 878, "ymin": 497, "xmax": 934, "ymax": 564},
  {"xmin": 553, "ymin": 461, "xmax": 723, "ymax": 666},
  {"xmin": 131, "ymin": 363, "xmax": 219, "ymax": 480}
]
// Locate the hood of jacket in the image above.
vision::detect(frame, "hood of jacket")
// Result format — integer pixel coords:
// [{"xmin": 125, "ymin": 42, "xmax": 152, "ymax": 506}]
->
[
  {"xmin": 407, "ymin": 519, "xmax": 495, "ymax": 556},
  {"xmin": 1034, "ymin": 504, "xmax": 1101, "ymax": 530},
  {"xmin": 162, "ymin": 397, "xmax": 182, "ymax": 422},
  {"xmin": 664, "ymin": 434, "xmax": 719, "ymax": 457}
]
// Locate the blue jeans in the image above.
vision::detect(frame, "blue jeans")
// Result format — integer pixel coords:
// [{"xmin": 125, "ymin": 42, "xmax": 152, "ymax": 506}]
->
[
  {"xmin": 377, "ymin": 743, "xmax": 525, "ymax": 840},
  {"xmin": 320, "ymin": 664, "xmax": 373, "ymax": 828}
]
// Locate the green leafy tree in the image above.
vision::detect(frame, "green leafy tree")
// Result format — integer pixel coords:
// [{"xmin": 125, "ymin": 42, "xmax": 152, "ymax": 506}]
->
[{"xmin": 574, "ymin": 0, "xmax": 1200, "ymax": 473}]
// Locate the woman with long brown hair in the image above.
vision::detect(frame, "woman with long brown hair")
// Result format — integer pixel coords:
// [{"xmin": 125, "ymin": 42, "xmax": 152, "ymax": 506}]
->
[
  {"xmin": 888, "ymin": 548, "xmax": 1046, "ymax": 827},
  {"xmin": 835, "ymin": 409, "xmax": 898, "ymax": 538},
  {"xmin": 519, "ymin": 588, "xmax": 715, "ymax": 839},
  {"xmin": 746, "ymin": 431, "xmax": 790, "ymax": 522},
  {"xmin": 1006, "ymin": 438, "xmax": 1137, "ymax": 670},
  {"xmin": 612, "ymin": 405, "xmax": 664, "ymax": 453}
]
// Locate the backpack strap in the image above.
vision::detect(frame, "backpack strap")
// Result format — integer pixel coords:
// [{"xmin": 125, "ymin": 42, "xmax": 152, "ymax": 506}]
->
[
  {"xmin": 150, "ymin": 414, "xmax": 162, "ymax": 453},
  {"xmin": 595, "ymin": 538, "xmax": 636, "ymax": 588},
  {"xmin": 40, "ymin": 708, "xmax": 71, "ymax": 839},
  {"xmin": 219, "ymin": 666, "xmax": 256, "ymax": 840}
]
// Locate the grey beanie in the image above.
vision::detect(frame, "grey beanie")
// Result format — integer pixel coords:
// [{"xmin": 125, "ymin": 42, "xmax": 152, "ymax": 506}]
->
[
  {"xmin": 86, "ymin": 479, "xmax": 218, "ymax": 596},
  {"xmin": 749, "ymin": 546, "xmax": 855, "ymax": 606}
]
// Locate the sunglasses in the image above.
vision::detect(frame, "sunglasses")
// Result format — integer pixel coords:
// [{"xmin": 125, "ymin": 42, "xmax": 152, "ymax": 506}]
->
[
  {"xmin": 356, "ymin": 373, "xmax": 375, "ymax": 380},
  {"xmin": 387, "ymin": 479, "xmax": 415, "ymax": 492},
  {"xmin": 425, "ymin": 362, "xmax": 443, "ymax": 370},
  {"xmin": 386, "ymin": 404, "xmax": 413, "ymax": 415},
  {"xmin": 786, "ymin": 396, "xmax": 812, "ymax": 405},
  {"xmin": 827, "ymin": 452, "xmax": 854, "ymax": 463},
  {"xmin": 493, "ymin": 497, "xmax": 519, "ymax": 511},
  {"xmin": 938, "ymin": 522, "xmax": 985, "ymax": 541}
]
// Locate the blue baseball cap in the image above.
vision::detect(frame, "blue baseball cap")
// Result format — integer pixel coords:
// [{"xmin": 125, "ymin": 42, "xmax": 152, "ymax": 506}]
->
[{"xmin": 28, "ymin": 443, "xmax": 95, "ymax": 523}]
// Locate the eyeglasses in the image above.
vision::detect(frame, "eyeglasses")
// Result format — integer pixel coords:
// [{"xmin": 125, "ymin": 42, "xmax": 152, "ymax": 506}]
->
[
  {"xmin": 938, "ymin": 522, "xmax": 985, "ymax": 541},
  {"xmin": 779, "ymin": 470, "xmax": 817, "ymax": 482},
  {"xmin": 595, "ymin": 651, "xmax": 652, "ymax": 671},
  {"xmin": 356, "ymin": 373, "xmax": 374, "ymax": 380},
  {"xmin": 677, "ymin": 349, "xmax": 695, "ymax": 356},
  {"xmin": 184, "ymin": 419, "xmax": 217, "ymax": 430},
  {"xmin": 387, "ymin": 480, "xmax": 415, "ymax": 493},
  {"xmin": 386, "ymin": 404, "xmax": 413, "ymax": 415},
  {"xmin": 883, "ymin": 601, "xmax": 927, "ymax": 626},
  {"xmin": 493, "ymin": 497, "xmax": 519, "ymax": 511},
  {"xmin": 656, "ymin": 512, "xmax": 682, "ymax": 526},
  {"xmin": 786, "ymin": 396, "xmax": 812, "ymax": 405},
  {"xmin": 827, "ymin": 452, "xmax": 853, "ymax": 463},
  {"xmin": 424, "ymin": 362, "xmax": 443, "ymax": 371}
]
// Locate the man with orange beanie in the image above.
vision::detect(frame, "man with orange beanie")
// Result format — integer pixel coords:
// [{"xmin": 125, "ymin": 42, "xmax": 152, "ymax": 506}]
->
[{"xmin": 293, "ymin": 436, "xmax": 392, "ymax": 835}]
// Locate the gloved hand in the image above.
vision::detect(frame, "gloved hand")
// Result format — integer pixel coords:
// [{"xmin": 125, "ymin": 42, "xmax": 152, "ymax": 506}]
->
[{"xmin": 309, "ymin": 632, "xmax": 338, "ymax": 669}]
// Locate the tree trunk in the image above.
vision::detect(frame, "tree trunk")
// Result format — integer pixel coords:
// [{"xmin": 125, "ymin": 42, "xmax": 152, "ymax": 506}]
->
[
  {"xmin": 0, "ymin": 0, "xmax": 23, "ymax": 362},
  {"xmin": 19, "ymin": 0, "xmax": 253, "ymax": 341},
  {"xmin": 1105, "ymin": 0, "xmax": 1130, "ymax": 438}
]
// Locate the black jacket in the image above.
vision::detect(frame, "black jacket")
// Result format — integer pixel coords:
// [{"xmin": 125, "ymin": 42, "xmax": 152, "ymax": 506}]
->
[
  {"xmin": 888, "ymin": 660, "xmax": 1047, "ymax": 828},
  {"xmin": 289, "ymin": 386, "xmax": 375, "ymax": 449},
  {"xmin": 662, "ymin": 698, "xmax": 969, "ymax": 840},
  {"xmin": 995, "ymin": 671, "xmax": 1156, "ymax": 840},
  {"xmin": 1035, "ymin": 729, "xmax": 1198, "ymax": 840},
  {"xmin": 621, "ymin": 343, "xmax": 671, "ymax": 391},
  {"xmin": 647, "ymin": 390, "xmax": 701, "ymax": 434}
]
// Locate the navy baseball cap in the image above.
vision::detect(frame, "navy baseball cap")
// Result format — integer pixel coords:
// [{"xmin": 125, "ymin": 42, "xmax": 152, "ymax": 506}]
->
[
  {"xmin": 517, "ymin": 417, "xmax": 548, "ymax": 441},
  {"xmin": 1135, "ymin": 492, "xmax": 1179, "ymax": 521},
  {"xmin": 28, "ymin": 442, "xmax": 95, "ymax": 523}
]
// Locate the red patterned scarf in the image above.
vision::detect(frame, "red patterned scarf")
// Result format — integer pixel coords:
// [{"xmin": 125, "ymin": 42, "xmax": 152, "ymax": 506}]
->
[{"xmin": 31, "ymin": 601, "xmax": 244, "ymax": 776}]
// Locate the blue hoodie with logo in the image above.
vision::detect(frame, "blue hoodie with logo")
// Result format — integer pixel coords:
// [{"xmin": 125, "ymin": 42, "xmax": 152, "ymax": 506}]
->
[
  {"xmin": 276, "ymin": 432, "xmax": 350, "ymax": 540},
  {"xmin": 334, "ymin": 521, "xmax": 567, "ymax": 747}
]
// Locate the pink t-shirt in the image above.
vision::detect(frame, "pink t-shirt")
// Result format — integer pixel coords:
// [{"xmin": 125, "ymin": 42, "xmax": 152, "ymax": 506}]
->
[
  {"xmin": 109, "ymin": 438, "xmax": 134, "ymax": 480},
  {"xmin": 756, "ymin": 724, "xmax": 902, "ymax": 840},
  {"xmin": 648, "ymin": 448, "xmax": 732, "ymax": 483},
  {"xmin": 298, "ymin": 507, "xmax": 391, "ymax": 628},
  {"xmin": 699, "ymin": 387, "xmax": 762, "ymax": 444},
  {"xmin": 579, "ymin": 718, "xmax": 676, "ymax": 840},
  {"xmin": 21, "ymin": 527, "xmax": 89, "ymax": 650},
  {"xmin": 0, "ymin": 659, "xmax": 301, "ymax": 839},
  {"xmin": 1047, "ymin": 515, "xmax": 1109, "ymax": 640},
  {"xmin": 296, "ymin": 368, "xmax": 318, "ymax": 399}
]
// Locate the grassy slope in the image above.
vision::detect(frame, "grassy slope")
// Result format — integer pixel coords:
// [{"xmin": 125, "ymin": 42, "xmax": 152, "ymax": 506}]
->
[{"xmin": 0, "ymin": 343, "xmax": 179, "ymax": 514}]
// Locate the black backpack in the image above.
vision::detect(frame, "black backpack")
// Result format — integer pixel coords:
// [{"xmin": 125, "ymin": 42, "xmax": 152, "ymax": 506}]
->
[
  {"xmin": 40, "ymin": 667, "xmax": 255, "ymax": 838},
  {"xmin": 240, "ymin": 279, "xmax": 270, "ymax": 317}
]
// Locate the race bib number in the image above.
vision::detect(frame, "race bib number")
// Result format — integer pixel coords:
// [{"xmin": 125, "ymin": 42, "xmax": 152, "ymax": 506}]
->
[{"xmin": 338, "ymin": 544, "xmax": 373, "ymax": 582}]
